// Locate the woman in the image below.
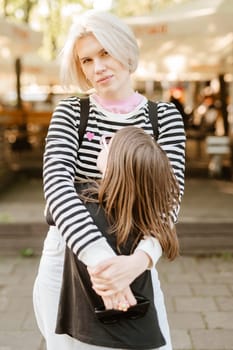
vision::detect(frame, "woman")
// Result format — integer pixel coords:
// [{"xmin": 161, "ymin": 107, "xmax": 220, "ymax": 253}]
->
[
  {"xmin": 55, "ymin": 126, "xmax": 180, "ymax": 350},
  {"xmin": 33, "ymin": 9, "xmax": 185, "ymax": 350}
]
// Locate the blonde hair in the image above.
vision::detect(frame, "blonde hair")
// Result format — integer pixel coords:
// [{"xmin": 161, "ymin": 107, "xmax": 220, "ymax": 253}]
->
[
  {"xmin": 83, "ymin": 127, "xmax": 180, "ymax": 260},
  {"xmin": 59, "ymin": 10, "xmax": 139, "ymax": 91}
]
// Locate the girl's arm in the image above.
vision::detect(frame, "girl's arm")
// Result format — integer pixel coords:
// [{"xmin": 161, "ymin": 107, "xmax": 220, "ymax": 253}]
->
[{"xmin": 89, "ymin": 250, "xmax": 152, "ymax": 310}]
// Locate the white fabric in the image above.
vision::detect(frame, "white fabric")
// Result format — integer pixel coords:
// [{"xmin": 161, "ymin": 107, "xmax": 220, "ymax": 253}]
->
[
  {"xmin": 80, "ymin": 236, "xmax": 162, "ymax": 268},
  {"xmin": 33, "ymin": 226, "xmax": 172, "ymax": 350},
  {"xmin": 136, "ymin": 237, "xmax": 163, "ymax": 268},
  {"xmin": 79, "ymin": 240, "xmax": 116, "ymax": 266}
]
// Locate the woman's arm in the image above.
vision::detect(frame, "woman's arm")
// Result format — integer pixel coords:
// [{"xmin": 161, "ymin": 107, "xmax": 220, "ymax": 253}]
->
[
  {"xmin": 44, "ymin": 97, "xmax": 162, "ymax": 268},
  {"xmin": 157, "ymin": 102, "xmax": 186, "ymax": 222},
  {"xmin": 43, "ymin": 97, "xmax": 111, "ymax": 256}
]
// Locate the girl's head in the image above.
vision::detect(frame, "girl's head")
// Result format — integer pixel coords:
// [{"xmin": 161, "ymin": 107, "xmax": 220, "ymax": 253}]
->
[
  {"xmin": 59, "ymin": 10, "xmax": 139, "ymax": 92},
  {"xmin": 98, "ymin": 127, "xmax": 180, "ymax": 260}
]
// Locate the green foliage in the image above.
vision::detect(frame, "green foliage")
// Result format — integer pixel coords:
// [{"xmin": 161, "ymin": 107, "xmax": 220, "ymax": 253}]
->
[
  {"xmin": 113, "ymin": 0, "xmax": 185, "ymax": 16},
  {"xmin": 0, "ymin": 213, "xmax": 12, "ymax": 223},
  {"xmin": 20, "ymin": 247, "xmax": 35, "ymax": 257},
  {"xmin": 0, "ymin": 0, "xmax": 37, "ymax": 22},
  {"xmin": 0, "ymin": 0, "xmax": 188, "ymax": 59}
]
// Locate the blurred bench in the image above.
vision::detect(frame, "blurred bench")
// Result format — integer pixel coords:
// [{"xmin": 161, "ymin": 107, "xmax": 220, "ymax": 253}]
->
[
  {"xmin": 206, "ymin": 136, "xmax": 231, "ymax": 177},
  {"xmin": 0, "ymin": 109, "xmax": 52, "ymax": 126},
  {"xmin": 26, "ymin": 111, "xmax": 52, "ymax": 125},
  {"xmin": 186, "ymin": 129, "xmax": 206, "ymax": 159},
  {"xmin": 0, "ymin": 109, "xmax": 25, "ymax": 125}
]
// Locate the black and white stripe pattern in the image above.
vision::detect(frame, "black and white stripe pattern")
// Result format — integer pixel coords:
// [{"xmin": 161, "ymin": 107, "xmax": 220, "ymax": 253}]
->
[{"xmin": 43, "ymin": 96, "xmax": 186, "ymax": 256}]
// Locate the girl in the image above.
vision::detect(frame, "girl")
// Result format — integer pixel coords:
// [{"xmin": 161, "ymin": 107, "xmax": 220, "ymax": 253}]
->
[{"xmin": 56, "ymin": 126, "xmax": 180, "ymax": 350}]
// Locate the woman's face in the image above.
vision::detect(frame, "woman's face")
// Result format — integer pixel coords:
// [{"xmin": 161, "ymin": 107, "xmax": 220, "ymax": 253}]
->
[{"xmin": 76, "ymin": 34, "xmax": 133, "ymax": 100}]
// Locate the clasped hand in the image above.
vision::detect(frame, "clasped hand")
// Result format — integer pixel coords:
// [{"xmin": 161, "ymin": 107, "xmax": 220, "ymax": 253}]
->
[{"xmin": 87, "ymin": 251, "xmax": 150, "ymax": 311}]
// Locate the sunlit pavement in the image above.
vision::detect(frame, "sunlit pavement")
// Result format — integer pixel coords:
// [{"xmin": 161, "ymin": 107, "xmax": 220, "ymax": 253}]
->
[
  {"xmin": 0, "ymin": 254, "xmax": 233, "ymax": 350},
  {"xmin": 0, "ymin": 177, "xmax": 233, "ymax": 349}
]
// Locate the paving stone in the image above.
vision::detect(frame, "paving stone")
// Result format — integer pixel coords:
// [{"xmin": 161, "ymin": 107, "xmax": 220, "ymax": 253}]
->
[
  {"xmin": 175, "ymin": 297, "xmax": 218, "ymax": 312},
  {"xmin": 23, "ymin": 311, "xmax": 39, "ymax": 331},
  {"xmin": 202, "ymin": 271, "xmax": 233, "ymax": 284},
  {"xmin": 166, "ymin": 272, "xmax": 203, "ymax": 283},
  {"xmin": 205, "ymin": 312, "xmax": 233, "ymax": 329},
  {"xmin": 191, "ymin": 329, "xmax": 233, "ymax": 349},
  {"xmin": 39, "ymin": 340, "xmax": 46, "ymax": 350},
  {"xmin": 171, "ymin": 329, "xmax": 193, "ymax": 350},
  {"xmin": 0, "ymin": 331, "xmax": 43, "ymax": 350},
  {"xmin": 181, "ymin": 256, "xmax": 219, "ymax": 273},
  {"xmin": 168, "ymin": 312, "xmax": 205, "ymax": 329},
  {"xmin": 162, "ymin": 283, "xmax": 193, "ymax": 296},
  {"xmin": 0, "ymin": 266, "xmax": 26, "ymax": 286},
  {"xmin": 191, "ymin": 284, "xmax": 231, "ymax": 296},
  {"xmin": 4, "ymin": 284, "xmax": 34, "ymax": 297},
  {"xmin": 157, "ymin": 257, "xmax": 185, "ymax": 274},
  {"xmin": 215, "ymin": 297, "xmax": 233, "ymax": 311},
  {"xmin": 0, "ymin": 311, "xmax": 26, "ymax": 331},
  {"xmin": 163, "ymin": 296, "xmax": 175, "ymax": 312},
  {"xmin": 0, "ymin": 296, "xmax": 8, "ymax": 312},
  {"xmin": 0, "ymin": 257, "xmax": 17, "ymax": 275},
  {"xmin": 6, "ymin": 296, "xmax": 33, "ymax": 313}
]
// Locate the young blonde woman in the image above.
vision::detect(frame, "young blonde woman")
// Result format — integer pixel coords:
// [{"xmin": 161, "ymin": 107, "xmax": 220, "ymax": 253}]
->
[
  {"xmin": 55, "ymin": 126, "xmax": 180, "ymax": 350},
  {"xmin": 33, "ymin": 10, "xmax": 186, "ymax": 350}
]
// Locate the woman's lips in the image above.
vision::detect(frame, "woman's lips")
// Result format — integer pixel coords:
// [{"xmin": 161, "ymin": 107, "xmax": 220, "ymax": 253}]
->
[{"xmin": 96, "ymin": 75, "xmax": 113, "ymax": 84}]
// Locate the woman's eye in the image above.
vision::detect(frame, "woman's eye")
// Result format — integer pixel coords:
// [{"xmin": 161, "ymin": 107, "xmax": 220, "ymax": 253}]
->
[
  {"xmin": 102, "ymin": 51, "xmax": 109, "ymax": 57},
  {"xmin": 82, "ymin": 58, "xmax": 91, "ymax": 64}
]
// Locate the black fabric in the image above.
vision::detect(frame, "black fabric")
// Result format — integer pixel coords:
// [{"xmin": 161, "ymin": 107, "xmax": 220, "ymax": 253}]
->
[
  {"xmin": 78, "ymin": 97, "xmax": 90, "ymax": 146},
  {"xmin": 56, "ymin": 184, "xmax": 166, "ymax": 349},
  {"xmin": 78, "ymin": 98, "xmax": 158, "ymax": 142},
  {"xmin": 148, "ymin": 100, "xmax": 158, "ymax": 140}
]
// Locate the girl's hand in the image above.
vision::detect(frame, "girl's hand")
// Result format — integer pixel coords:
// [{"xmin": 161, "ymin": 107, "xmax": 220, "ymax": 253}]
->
[
  {"xmin": 87, "ymin": 250, "xmax": 151, "ymax": 296},
  {"xmin": 99, "ymin": 287, "xmax": 137, "ymax": 311}
]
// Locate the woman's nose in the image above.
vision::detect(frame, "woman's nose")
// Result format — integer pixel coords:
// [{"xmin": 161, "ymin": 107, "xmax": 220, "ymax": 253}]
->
[{"xmin": 94, "ymin": 59, "xmax": 106, "ymax": 73}]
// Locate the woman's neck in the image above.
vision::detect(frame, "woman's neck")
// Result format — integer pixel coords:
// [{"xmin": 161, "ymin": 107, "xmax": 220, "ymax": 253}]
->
[{"xmin": 92, "ymin": 92, "xmax": 144, "ymax": 114}]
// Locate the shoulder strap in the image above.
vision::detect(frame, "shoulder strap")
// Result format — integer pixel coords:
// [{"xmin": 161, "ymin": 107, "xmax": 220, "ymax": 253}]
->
[
  {"xmin": 78, "ymin": 98, "xmax": 158, "ymax": 144},
  {"xmin": 78, "ymin": 97, "xmax": 90, "ymax": 147},
  {"xmin": 147, "ymin": 100, "xmax": 158, "ymax": 140}
]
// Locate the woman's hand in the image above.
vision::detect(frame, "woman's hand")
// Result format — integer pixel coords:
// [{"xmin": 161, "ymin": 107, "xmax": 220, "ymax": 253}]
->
[
  {"xmin": 100, "ymin": 287, "xmax": 137, "ymax": 311},
  {"xmin": 87, "ymin": 250, "xmax": 151, "ymax": 296}
]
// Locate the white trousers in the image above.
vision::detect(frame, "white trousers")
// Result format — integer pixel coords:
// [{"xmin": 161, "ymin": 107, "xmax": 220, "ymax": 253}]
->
[{"xmin": 33, "ymin": 226, "xmax": 172, "ymax": 350}]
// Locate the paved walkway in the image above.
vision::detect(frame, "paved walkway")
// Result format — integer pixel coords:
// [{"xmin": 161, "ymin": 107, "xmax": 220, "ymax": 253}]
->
[
  {"xmin": 0, "ymin": 177, "xmax": 233, "ymax": 349},
  {"xmin": 0, "ymin": 254, "xmax": 233, "ymax": 350}
]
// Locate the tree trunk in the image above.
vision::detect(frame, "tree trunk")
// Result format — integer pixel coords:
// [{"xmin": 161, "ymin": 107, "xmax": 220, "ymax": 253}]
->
[{"xmin": 219, "ymin": 74, "xmax": 229, "ymax": 136}]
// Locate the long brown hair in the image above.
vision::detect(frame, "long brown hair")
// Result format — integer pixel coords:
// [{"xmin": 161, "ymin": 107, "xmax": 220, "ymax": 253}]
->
[{"xmin": 83, "ymin": 127, "xmax": 180, "ymax": 260}]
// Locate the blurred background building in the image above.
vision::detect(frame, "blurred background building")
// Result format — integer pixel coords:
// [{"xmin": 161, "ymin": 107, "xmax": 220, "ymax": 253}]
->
[{"xmin": 0, "ymin": 0, "xmax": 233, "ymax": 183}]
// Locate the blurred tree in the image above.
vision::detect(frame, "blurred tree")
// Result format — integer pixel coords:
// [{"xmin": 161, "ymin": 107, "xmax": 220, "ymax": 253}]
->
[
  {"xmin": 42, "ymin": 0, "xmax": 92, "ymax": 59},
  {"xmin": 114, "ymin": 0, "xmax": 186, "ymax": 16},
  {"xmin": 0, "ymin": 0, "xmax": 37, "ymax": 22},
  {"xmin": 0, "ymin": 0, "xmax": 188, "ymax": 59}
]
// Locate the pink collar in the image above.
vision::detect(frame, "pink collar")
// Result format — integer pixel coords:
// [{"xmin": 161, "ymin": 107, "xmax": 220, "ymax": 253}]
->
[{"xmin": 92, "ymin": 92, "xmax": 144, "ymax": 114}]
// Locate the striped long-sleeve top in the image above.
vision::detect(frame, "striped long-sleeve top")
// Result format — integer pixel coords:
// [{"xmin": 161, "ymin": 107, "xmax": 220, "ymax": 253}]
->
[{"xmin": 43, "ymin": 95, "xmax": 186, "ymax": 260}]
